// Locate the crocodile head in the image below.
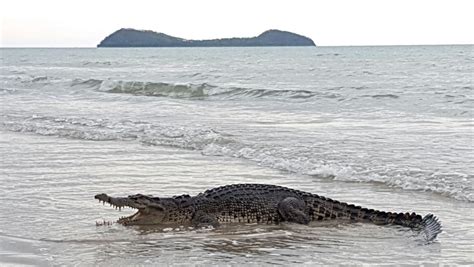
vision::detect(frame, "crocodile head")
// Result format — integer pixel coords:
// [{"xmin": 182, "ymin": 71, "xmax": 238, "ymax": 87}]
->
[{"xmin": 94, "ymin": 193, "xmax": 177, "ymax": 225}]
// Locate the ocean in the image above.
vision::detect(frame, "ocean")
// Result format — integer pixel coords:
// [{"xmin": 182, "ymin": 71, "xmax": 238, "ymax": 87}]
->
[{"xmin": 0, "ymin": 46, "xmax": 473, "ymax": 265}]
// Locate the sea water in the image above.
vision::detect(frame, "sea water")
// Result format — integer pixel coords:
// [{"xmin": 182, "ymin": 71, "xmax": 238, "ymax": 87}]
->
[{"xmin": 0, "ymin": 46, "xmax": 473, "ymax": 265}]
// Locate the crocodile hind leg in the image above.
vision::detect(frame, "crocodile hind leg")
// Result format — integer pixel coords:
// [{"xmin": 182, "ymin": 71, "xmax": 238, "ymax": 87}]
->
[
  {"xmin": 191, "ymin": 211, "xmax": 220, "ymax": 228},
  {"xmin": 278, "ymin": 197, "xmax": 310, "ymax": 224}
]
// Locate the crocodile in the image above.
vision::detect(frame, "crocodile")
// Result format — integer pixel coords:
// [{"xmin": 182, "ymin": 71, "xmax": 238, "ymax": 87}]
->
[{"xmin": 95, "ymin": 183, "xmax": 442, "ymax": 241}]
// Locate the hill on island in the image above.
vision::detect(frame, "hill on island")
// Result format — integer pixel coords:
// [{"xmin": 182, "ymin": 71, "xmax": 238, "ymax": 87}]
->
[{"xmin": 97, "ymin": 29, "xmax": 316, "ymax": 47}]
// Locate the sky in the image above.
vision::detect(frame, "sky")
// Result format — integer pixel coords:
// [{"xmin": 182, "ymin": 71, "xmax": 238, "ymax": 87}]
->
[{"xmin": 1, "ymin": 0, "xmax": 473, "ymax": 47}]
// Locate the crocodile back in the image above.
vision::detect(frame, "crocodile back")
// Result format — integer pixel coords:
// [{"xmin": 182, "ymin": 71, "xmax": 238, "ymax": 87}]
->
[{"xmin": 193, "ymin": 184, "xmax": 312, "ymax": 224}]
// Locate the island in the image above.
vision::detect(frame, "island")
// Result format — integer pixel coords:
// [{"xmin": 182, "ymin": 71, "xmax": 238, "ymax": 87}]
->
[{"xmin": 97, "ymin": 28, "xmax": 315, "ymax": 47}]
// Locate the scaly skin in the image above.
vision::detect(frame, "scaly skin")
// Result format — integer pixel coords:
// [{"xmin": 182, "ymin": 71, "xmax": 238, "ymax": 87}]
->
[{"xmin": 95, "ymin": 184, "xmax": 442, "ymax": 240}]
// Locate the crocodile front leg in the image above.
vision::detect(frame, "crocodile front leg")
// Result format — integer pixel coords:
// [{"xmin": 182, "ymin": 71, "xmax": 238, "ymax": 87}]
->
[
  {"xmin": 191, "ymin": 210, "xmax": 219, "ymax": 228},
  {"xmin": 278, "ymin": 197, "xmax": 310, "ymax": 224}
]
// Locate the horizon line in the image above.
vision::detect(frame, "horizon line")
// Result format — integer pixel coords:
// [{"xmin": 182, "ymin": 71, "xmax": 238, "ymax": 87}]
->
[{"xmin": 1, "ymin": 43, "xmax": 473, "ymax": 49}]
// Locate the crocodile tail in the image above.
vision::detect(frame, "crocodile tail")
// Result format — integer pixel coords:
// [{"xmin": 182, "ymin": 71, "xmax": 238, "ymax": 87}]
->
[
  {"xmin": 310, "ymin": 196, "xmax": 442, "ymax": 241},
  {"xmin": 346, "ymin": 205, "xmax": 442, "ymax": 241},
  {"xmin": 365, "ymin": 210, "xmax": 423, "ymax": 227},
  {"xmin": 419, "ymin": 214, "xmax": 442, "ymax": 241}
]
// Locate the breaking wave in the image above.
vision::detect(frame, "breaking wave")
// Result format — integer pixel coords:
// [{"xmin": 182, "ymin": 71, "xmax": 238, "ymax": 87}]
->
[
  {"xmin": 1, "ymin": 114, "xmax": 471, "ymax": 202},
  {"xmin": 72, "ymin": 78, "xmax": 340, "ymax": 100}
]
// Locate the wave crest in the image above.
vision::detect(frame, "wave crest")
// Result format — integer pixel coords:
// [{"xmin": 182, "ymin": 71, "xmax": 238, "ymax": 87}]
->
[
  {"xmin": 72, "ymin": 79, "xmax": 339, "ymax": 100},
  {"xmin": 103, "ymin": 80, "xmax": 216, "ymax": 98}
]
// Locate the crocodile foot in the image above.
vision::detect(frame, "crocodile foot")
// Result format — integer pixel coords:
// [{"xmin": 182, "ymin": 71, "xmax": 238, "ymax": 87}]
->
[
  {"xmin": 278, "ymin": 197, "xmax": 310, "ymax": 224},
  {"xmin": 192, "ymin": 211, "xmax": 220, "ymax": 228}
]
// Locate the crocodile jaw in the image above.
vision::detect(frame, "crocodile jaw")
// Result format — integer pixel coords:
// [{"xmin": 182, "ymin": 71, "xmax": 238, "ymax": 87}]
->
[
  {"xmin": 94, "ymin": 193, "xmax": 165, "ymax": 225},
  {"xmin": 117, "ymin": 210, "xmax": 141, "ymax": 225}
]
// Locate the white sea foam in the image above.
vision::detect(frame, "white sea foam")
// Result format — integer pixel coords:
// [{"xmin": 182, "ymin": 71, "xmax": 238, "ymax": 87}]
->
[{"xmin": 2, "ymin": 114, "xmax": 471, "ymax": 202}]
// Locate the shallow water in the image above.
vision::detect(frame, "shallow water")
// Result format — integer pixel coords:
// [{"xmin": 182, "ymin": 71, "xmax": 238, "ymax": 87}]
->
[{"xmin": 0, "ymin": 46, "xmax": 473, "ymax": 265}]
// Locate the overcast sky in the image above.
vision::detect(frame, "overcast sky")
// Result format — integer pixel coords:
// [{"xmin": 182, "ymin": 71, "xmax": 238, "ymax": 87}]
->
[{"xmin": 1, "ymin": 0, "xmax": 473, "ymax": 47}]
